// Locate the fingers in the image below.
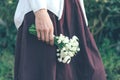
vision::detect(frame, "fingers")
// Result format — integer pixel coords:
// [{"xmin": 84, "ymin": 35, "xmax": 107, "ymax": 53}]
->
[
  {"xmin": 36, "ymin": 26, "xmax": 47, "ymax": 42},
  {"xmin": 36, "ymin": 25, "xmax": 54, "ymax": 46},
  {"xmin": 49, "ymin": 28, "xmax": 54, "ymax": 45},
  {"xmin": 36, "ymin": 23, "xmax": 41, "ymax": 40},
  {"xmin": 49, "ymin": 36, "xmax": 54, "ymax": 46},
  {"xmin": 45, "ymin": 29, "xmax": 49, "ymax": 43},
  {"xmin": 36, "ymin": 30, "xmax": 41, "ymax": 40}
]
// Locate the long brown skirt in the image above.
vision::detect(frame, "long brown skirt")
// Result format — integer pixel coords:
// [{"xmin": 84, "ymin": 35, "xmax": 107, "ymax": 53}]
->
[{"xmin": 14, "ymin": 0, "xmax": 106, "ymax": 80}]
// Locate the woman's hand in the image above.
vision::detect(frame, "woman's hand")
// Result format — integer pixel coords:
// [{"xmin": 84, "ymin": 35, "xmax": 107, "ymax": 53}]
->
[{"xmin": 35, "ymin": 9, "xmax": 54, "ymax": 45}]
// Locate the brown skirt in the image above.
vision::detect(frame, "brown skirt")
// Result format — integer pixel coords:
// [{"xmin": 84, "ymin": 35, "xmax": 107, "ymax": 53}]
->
[{"xmin": 14, "ymin": 0, "xmax": 106, "ymax": 80}]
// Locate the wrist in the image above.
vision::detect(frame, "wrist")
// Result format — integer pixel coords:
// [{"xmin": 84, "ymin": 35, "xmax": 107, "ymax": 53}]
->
[{"xmin": 35, "ymin": 9, "xmax": 47, "ymax": 16}]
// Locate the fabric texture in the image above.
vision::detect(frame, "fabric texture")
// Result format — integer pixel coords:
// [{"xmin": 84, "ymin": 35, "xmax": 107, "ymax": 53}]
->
[
  {"xmin": 14, "ymin": 0, "xmax": 88, "ymax": 29},
  {"xmin": 14, "ymin": 0, "xmax": 106, "ymax": 80},
  {"xmin": 14, "ymin": 0, "xmax": 63, "ymax": 29}
]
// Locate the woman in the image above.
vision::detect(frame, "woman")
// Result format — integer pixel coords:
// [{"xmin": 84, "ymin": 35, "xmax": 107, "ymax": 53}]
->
[{"xmin": 14, "ymin": 0, "xmax": 106, "ymax": 80}]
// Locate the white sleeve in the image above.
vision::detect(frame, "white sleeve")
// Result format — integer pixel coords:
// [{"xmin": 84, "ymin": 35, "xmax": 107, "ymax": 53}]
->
[
  {"xmin": 79, "ymin": 0, "xmax": 88, "ymax": 26},
  {"xmin": 28, "ymin": 0, "xmax": 47, "ymax": 12}
]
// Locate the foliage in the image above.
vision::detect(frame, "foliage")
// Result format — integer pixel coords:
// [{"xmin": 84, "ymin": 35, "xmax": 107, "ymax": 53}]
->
[
  {"xmin": 99, "ymin": 38, "xmax": 120, "ymax": 80},
  {"xmin": 0, "ymin": 50, "xmax": 14, "ymax": 80},
  {"xmin": 0, "ymin": 0, "xmax": 17, "ymax": 54},
  {"xmin": 0, "ymin": 0, "xmax": 17, "ymax": 79},
  {"xmin": 85, "ymin": 0, "xmax": 120, "ymax": 43}
]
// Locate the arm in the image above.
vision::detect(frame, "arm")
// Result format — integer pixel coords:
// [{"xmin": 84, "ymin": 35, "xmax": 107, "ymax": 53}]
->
[{"xmin": 28, "ymin": 0, "xmax": 54, "ymax": 45}]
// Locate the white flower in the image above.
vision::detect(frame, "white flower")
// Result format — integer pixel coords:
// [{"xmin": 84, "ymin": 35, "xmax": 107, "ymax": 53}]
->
[
  {"xmin": 68, "ymin": 52, "xmax": 74, "ymax": 57},
  {"xmin": 57, "ymin": 53, "xmax": 60, "ymax": 56},
  {"xmin": 61, "ymin": 47, "xmax": 66, "ymax": 51},
  {"xmin": 77, "ymin": 48, "xmax": 80, "ymax": 51},
  {"xmin": 59, "ymin": 34, "xmax": 65, "ymax": 40},
  {"xmin": 60, "ymin": 51, "xmax": 68, "ymax": 58},
  {"xmin": 71, "ymin": 47, "xmax": 77, "ymax": 51},
  {"xmin": 72, "ymin": 36, "xmax": 78, "ymax": 40},
  {"xmin": 75, "ymin": 41, "xmax": 79, "ymax": 45},
  {"xmin": 62, "ymin": 56, "xmax": 71, "ymax": 63},
  {"xmin": 55, "ymin": 34, "xmax": 80, "ymax": 64},
  {"xmin": 57, "ymin": 39, "xmax": 62, "ymax": 44},
  {"xmin": 66, "ymin": 59, "xmax": 71, "ymax": 64},
  {"xmin": 57, "ymin": 49, "xmax": 60, "ymax": 52},
  {"xmin": 65, "ymin": 45, "xmax": 71, "ymax": 50},
  {"xmin": 58, "ymin": 58, "xmax": 62, "ymax": 62},
  {"xmin": 63, "ymin": 37, "xmax": 69, "ymax": 43}
]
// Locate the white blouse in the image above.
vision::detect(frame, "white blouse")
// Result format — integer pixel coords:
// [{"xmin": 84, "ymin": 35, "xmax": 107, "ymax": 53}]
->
[{"xmin": 14, "ymin": 0, "xmax": 88, "ymax": 29}]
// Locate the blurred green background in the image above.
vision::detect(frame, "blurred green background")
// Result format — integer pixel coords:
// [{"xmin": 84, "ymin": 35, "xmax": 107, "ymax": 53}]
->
[{"xmin": 0, "ymin": 0, "xmax": 120, "ymax": 80}]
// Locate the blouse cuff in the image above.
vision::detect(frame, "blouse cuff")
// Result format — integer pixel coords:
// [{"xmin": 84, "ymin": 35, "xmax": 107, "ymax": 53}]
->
[{"xmin": 29, "ymin": 0, "xmax": 47, "ymax": 12}]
